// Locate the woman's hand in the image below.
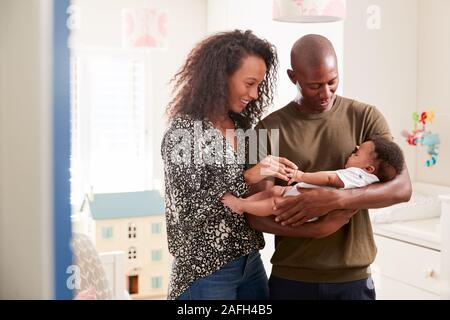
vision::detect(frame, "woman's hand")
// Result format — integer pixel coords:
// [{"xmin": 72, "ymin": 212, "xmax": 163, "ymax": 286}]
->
[{"xmin": 244, "ymin": 155, "xmax": 298, "ymax": 185}]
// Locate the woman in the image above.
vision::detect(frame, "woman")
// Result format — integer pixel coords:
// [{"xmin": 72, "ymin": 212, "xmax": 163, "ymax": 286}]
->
[{"xmin": 161, "ymin": 30, "xmax": 297, "ymax": 300}]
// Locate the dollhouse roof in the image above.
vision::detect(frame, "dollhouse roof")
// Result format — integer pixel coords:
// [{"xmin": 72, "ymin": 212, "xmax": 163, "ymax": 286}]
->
[{"xmin": 83, "ymin": 190, "xmax": 165, "ymax": 220}]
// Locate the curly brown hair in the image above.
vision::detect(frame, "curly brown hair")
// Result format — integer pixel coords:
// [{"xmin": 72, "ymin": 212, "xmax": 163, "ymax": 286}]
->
[
  {"xmin": 369, "ymin": 135, "xmax": 405, "ymax": 182},
  {"xmin": 167, "ymin": 30, "xmax": 278, "ymax": 129}
]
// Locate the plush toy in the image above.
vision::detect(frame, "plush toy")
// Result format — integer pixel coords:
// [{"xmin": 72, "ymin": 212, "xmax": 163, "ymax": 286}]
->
[{"xmin": 402, "ymin": 111, "xmax": 440, "ymax": 167}]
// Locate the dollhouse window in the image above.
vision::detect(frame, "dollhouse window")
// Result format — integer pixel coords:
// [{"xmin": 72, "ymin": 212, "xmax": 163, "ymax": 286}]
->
[
  {"xmin": 128, "ymin": 222, "xmax": 137, "ymax": 239},
  {"xmin": 151, "ymin": 276, "xmax": 162, "ymax": 289},
  {"xmin": 151, "ymin": 222, "xmax": 162, "ymax": 235},
  {"xmin": 128, "ymin": 247, "xmax": 137, "ymax": 260},
  {"xmin": 101, "ymin": 227, "xmax": 113, "ymax": 239},
  {"xmin": 151, "ymin": 249, "xmax": 162, "ymax": 261}
]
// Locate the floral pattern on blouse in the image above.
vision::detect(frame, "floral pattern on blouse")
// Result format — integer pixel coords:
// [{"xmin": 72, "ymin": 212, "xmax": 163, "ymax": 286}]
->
[{"xmin": 161, "ymin": 115, "xmax": 265, "ymax": 300}]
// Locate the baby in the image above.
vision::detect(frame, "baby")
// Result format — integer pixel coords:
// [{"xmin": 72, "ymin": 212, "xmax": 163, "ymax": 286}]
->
[{"xmin": 222, "ymin": 136, "xmax": 405, "ymax": 217}]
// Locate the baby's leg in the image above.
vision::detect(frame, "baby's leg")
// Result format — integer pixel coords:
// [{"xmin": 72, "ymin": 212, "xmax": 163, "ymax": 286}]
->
[
  {"xmin": 238, "ymin": 196, "xmax": 280, "ymax": 217},
  {"xmin": 245, "ymin": 185, "xmax": 286, "ymax": 201},
  {"xmin": 222, "ymin": 186, "xmax": 288, "ymax": 216},
  {"xmin": 269, "ymin": 186, "xmax": 287, "ymax": 197},
  {"xmin": 221, "ymin": 193, "xmax": 246, "ymax": 214},
  {"xmin": 238, "ymin": 189, "xmax": 288, "ymax": 217}
]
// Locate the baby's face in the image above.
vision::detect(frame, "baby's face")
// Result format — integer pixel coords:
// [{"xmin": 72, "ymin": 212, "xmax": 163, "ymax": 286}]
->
[{"xmin": 345, "ymin": 141, "xmax": 376, "ymax": 169}]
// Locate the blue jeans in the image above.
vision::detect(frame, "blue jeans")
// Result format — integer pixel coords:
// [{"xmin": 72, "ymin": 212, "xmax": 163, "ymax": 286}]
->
[
  {"xmin": 269, "ymin": 275, "xmax": 376, "ymax": 300},
  {"xmin": 177, "ymin": 251, "xmax": 269, "ymax": 300}
]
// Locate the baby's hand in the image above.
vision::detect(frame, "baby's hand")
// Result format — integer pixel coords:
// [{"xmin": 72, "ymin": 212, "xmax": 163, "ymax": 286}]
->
[
  {"xmin": 221, "ymin": 193, "xmax": 244, "ymax": 214},
  {"xmin": 286, "ymin": 169, "xmax": 304, "ymax": 185}
]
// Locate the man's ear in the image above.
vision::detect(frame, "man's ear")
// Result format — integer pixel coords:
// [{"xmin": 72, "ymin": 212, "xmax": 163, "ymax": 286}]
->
[
  {"xmin": 366, "ymin": 165, "xmax": 376, "ymax": 174},
  {"xmin": 287, "ymin": 69, "xmax": 296, "ymax": 85}
]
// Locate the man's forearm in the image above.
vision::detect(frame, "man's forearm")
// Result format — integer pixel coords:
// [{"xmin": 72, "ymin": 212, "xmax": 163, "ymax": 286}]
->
[
  {"xmin": 247, "ymin": 210, "xmax": 356, "ymax": 238},
  {"xmin": 246, "ymin": 214, "xmax": 322, "ymax": 237},
  {"xmin": 338, "ymin": 165, "xmax": 412, "ymax": 210},
  {"xmin": 246, "ymin": 210, "xmax": 354, "ymax": 238}
]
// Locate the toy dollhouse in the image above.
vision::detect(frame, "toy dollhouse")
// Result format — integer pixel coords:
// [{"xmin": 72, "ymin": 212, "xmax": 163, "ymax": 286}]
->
[{"xmin": 79, "ymin": 190, "xmax": 169, "ymax": 299}]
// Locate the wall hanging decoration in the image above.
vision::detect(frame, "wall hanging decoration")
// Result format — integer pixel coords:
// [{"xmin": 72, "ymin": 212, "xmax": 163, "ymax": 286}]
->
[
  {"xmin": 122, "ymin": 8, "xmax": 168, "ymax": 49},
  {"xmin": 402, "ymin": 111, "xmax": 441, "ymax": 168},
  {"xmin": 273, "ymin": 0, "xmax": 346, "ymax": 23}
]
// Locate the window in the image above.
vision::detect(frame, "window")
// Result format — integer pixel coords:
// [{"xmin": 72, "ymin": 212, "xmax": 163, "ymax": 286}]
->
[
  {"xmin": 70, "ymin": 50, "xmax": 154, "ymax": 207},
  {"xmin": 128, "ymin": 222, "xmax": 137, "ymax": 239},
  {"xmin": 151, "ymin": 222, "xmax": 162, "ymax": 235},
  {"xmin": 151, "ymin": 249, "xmax": 162, "ymax": 262},
  {"xmin": 151, "ymin": 276, "xmax": 162, "ymax": 289},
  {"xmin": 128, "ymin": 247, "xmax": 137, "ymax": 260},
  {"xmin": 101, "ymin": 227, "xmax": 113, "ymax": 239}
]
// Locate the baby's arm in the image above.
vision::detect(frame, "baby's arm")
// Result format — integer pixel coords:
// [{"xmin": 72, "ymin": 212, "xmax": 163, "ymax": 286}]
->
[
  {"xmin": 290, "ymin": 170, "xmax": 344, "ymax": 188},
  {"xmin": 221, "ymin": 186, "xmax": 286, "ymax": 217}
]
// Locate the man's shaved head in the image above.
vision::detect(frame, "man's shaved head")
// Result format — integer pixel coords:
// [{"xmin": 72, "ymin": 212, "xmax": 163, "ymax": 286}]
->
[
  {"xmin": 290, "ymin": 34, "xmax": 337, "ymax": 73},
  {"xmin": 287, "ymin": 34, "xmax": 340, "ymax": 114}
]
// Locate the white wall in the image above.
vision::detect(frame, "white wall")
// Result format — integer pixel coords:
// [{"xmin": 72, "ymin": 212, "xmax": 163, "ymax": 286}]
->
[
  {"xmin": 71, "ymin": 0, "xmax": 207, "ymax": 187},
  {"xmin": 416, "ymin": 0, "xmax": 450, "ymax": 186},
  {"xmin": 343, "ymin": 0, "xmax": 419, "ymax": 180},
  {"xmin": 0, "ymin": 0, "xmax": 53, "ymax": 299}
]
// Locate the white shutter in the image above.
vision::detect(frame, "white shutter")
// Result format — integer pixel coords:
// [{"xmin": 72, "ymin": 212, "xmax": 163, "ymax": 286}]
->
[{"xmin": 71, "ymin": 50, "xmax": 150, "ymax": 206}]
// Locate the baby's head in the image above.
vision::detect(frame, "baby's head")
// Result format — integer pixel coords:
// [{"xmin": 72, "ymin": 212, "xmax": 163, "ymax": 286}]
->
[{"xmin": 345, "ymin": 136, "xmax": 405, "ymax": 182}]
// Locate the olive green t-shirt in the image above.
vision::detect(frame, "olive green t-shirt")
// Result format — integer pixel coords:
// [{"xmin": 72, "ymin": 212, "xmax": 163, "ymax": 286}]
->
[{"xmin": 255, "ymin": 95, "xmax": 392, "ymax": 283}]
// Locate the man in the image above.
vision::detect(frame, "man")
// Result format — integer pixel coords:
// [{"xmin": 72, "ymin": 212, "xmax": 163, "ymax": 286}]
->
[{"xmin": 247, "ymin": 34, "xmax": 412, "ymax": 300}]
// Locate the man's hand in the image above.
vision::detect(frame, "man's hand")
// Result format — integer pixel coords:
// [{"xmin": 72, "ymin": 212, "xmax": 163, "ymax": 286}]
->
[{"xmin": 273, "ymin": 187, "xmax": 343, "ymax": 226}]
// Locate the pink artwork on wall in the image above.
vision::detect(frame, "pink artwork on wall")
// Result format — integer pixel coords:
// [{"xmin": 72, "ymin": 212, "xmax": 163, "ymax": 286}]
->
[
  {"xmin": 122, "ymin": 8, "xmax": 168, "ymax": 49},
  {"xmin": 273, "ymin": 0, "xmax": 346, "ymax": 23},
  {"xmin": 323, "ymin": 0, "xmax": 346, "ymax": 18}
]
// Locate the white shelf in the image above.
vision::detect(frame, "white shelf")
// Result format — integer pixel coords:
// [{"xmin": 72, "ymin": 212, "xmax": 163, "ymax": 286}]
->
[{"xmin": 373, "ymin": 218, "xmax": 441, "ymax": 251}]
